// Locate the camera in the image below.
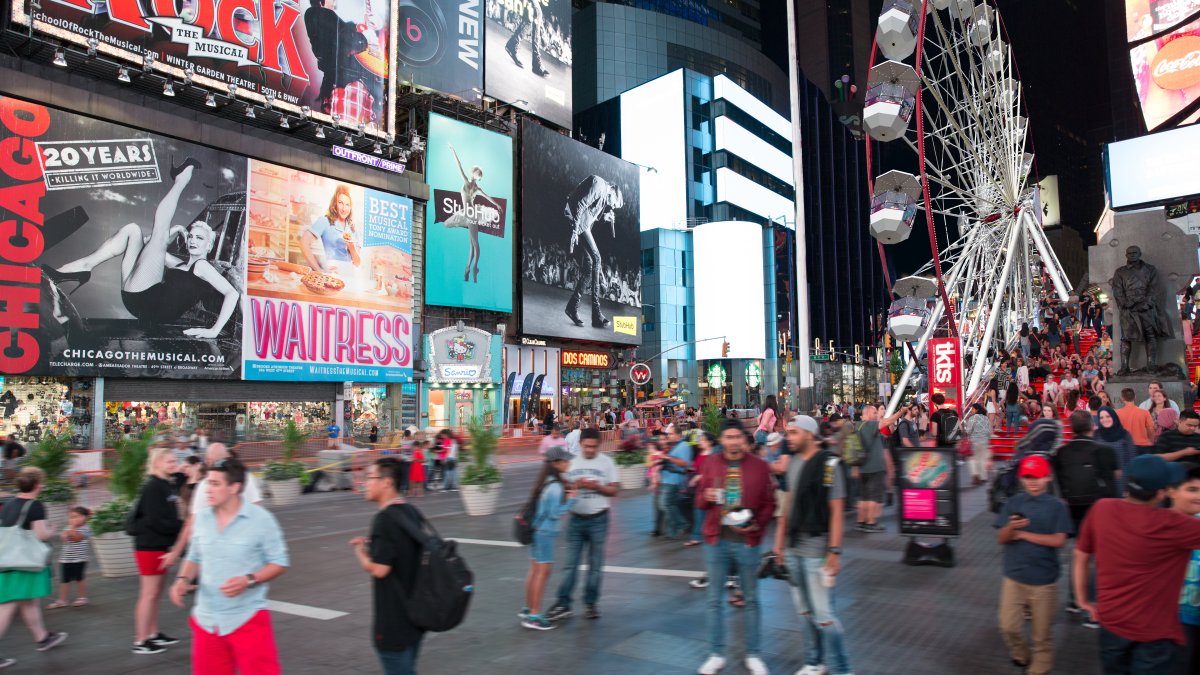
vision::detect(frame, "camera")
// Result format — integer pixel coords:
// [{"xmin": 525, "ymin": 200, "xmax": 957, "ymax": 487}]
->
[{"xmin": 756, "ymin": 552, "xmax": 791, "ymax": 582}]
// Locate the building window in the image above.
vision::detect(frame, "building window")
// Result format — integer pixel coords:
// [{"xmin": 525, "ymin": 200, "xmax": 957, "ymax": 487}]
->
[
  {"xmin": 682, "ymin": 306, "xmax": 689, "ymax": 342},
  {"xmin": 642, "ymin": 248, "xmax": 656, "ymax": 275},
  {"xmin": 642, "ymin": 304, "xmax": 656, "ymax": 333}
]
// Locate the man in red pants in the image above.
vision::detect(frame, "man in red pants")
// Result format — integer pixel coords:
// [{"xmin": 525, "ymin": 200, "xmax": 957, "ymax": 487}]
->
[{"xmin": 170, "ymin": 459, "xmax": 289, "ymax": 674}]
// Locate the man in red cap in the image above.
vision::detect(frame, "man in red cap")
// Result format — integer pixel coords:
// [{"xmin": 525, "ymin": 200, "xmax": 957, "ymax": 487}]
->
[{"xmin": 994, "ymin": 454, "xmax": 1073, "ymax": 675}]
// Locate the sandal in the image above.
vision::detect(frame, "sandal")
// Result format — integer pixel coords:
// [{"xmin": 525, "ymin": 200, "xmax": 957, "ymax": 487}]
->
[
  {"xmin": 683, "ymin": 540, "xmax": 701, "ymax": 547},
  {"xmin": 72, "ymin": 598, "xmax": 88, "ymax": 607},
  {"xmin": 45, "ymin": 601, "xmax": 68, "ymax": 610},
  {"xmin": 728, "ymin": 592, "xmax": 746, "ymax": 608}
]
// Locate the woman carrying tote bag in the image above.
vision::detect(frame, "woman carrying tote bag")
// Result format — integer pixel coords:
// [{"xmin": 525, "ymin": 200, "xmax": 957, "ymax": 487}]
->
[{"xmin": 0, "ymin": 467, "xmax": 68, "ymax": 668}]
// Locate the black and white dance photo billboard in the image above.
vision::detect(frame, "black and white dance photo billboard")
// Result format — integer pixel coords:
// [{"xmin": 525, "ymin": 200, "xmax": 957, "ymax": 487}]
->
[
  {"xmin": 485, "ymin": 0, "xmax": 573, "ymax": 128},
  {"xmin": 520, "ymin": 121, "xmax": 641, "ymax": 345},
  {"xmin": 0, "ymin": 96, "xmax": 246, "ymax": 379}
]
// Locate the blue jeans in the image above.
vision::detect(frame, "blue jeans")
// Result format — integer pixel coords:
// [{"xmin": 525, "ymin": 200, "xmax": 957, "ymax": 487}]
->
[
  {"xmin": 691, "ymin": 505, "xmax": 704, "ymax": 542},
  {"xmin": 704, "ymin": 538, "xmax": 761, "ymax": 657},
  {"xmin": 786, "ymin": 552, "xmax": 852, "ymax": 674},
  {"xmin": 443, "ymin": 465, "xmax": 457, "ymax": 490},
  {"xmin": 1099, "ymin": 625, "xmax": 1177, "ymax": 674},
  {"xmin": 555, "ymin": 511, "xmax": 610, "ymax": 608},
  {"xmin": 378, "ymin": 639, "xmax": 423, "ymax": 675},
  {"xmin": 1005, "ymin": 405, "xmax": 1022, "ymax": 431},
  {"xmin": 754, "ymin": 430, "xmax": 768, "ymax": 445},
  {"xmin": 659, "ymin": 483, "xmax": 688, "ymax": 537}
]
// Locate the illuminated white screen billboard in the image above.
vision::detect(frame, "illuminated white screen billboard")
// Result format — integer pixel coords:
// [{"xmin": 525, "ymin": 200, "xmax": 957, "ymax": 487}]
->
[
  {"xmin": 1106, "ymin": 124, "xmax": 1200, "ymax": 209},
  {"xmin": 693, "ymin": 221, "xmax": 766, "ymax": 360},
  {"xmin": 714, "ymin": 117, "xmax": 794, "ymax": 187},
  {"xmin": 713, "ymin": 75, "xmax": 791, "ymax": 139},
  {"xmin": 715, "ymin": 168, "xmax": 795, "ymax": 222},
  {"xmin": 620, "ymin": 70, "xmax": 688, "ymax": 230}
]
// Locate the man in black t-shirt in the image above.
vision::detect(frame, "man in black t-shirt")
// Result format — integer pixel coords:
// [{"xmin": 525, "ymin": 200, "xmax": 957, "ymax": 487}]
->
[
  {"xmin": 929, "ymin": 394, "xmax": 958, "ymax": 447},
  {"xmin": 351, "ymin": 458, "xmax": 425, "ymax": 673}
]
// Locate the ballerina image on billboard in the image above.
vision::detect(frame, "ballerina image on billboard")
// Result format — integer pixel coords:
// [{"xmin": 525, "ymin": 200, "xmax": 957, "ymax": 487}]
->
[{"xmin": 443, "ymin": 144, "xmax": 505, "ymax": 283}]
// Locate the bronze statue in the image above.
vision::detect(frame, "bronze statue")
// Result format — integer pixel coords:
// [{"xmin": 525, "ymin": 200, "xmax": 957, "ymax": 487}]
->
[{"xmin": 1111, "ymin": 245, "xmax": 1174, "ymax": 375}]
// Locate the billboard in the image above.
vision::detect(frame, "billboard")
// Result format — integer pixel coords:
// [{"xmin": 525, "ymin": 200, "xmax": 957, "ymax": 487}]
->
[
  {"xmin": 1126, "ymin": 0, "xmax": 1200, "ymax": 130},
  {"xmin": 0, "ymin": 95, "xmax": 412, "ymax": 382},
  {"xmin": 1106, "ymin": 123, "xmax": 1200, "ymax": 209},
  {"xmin": 928, "ymin": 337, "xmax": 962, "ymax": 414},
  {"xmin": 11, "ymin": 0, "xmax": 396, "ymax": 136},
  {"xmin": 693, "ymin": 221, "xmax": 766, "ymax": 360},
  {"xmin": 897, "ymin": 447, "xmax": 961, "ymax": 537},
  {"xmin": 397, "ymin": 0, "xmax": 483, "ymax": 96},
  {"xmin": 520, "ymin": 122, "xmax": 641, "ymax": 345},
  {"xmin": 243, "ymin": 161, "xmax": 414, "ymax": 381},
  {"xmin": 485, "ymin": 0, "xmax": 573, "ymax": 128},
  {"xmin": 424, "ymin": 113, "xmax": 514, "ymax": 311},
  {"xmin": 620, "ymin": 70, "xmax": 688, "ymax": 231}
]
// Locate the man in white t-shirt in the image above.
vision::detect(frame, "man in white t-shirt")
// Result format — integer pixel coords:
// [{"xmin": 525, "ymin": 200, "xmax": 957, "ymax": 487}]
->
[
  {"xmin": 565, "ymin": 421, "xmax": 584, "ymax": 456},
  {"xmin": 161, "ymin": 443, "xmax": 263, "ymax": 570},
  {"xmin": 1139, "ymin": 381, "xmax": 1181, "ymax": 412},
  {"xmin": 545, "ymin": 428, "xmax": 618, "ymax": 621}
]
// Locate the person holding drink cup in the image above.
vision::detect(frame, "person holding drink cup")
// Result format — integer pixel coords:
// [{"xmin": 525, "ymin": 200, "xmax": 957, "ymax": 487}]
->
[{"xmin": 695, "ymin": 419, "xmax": 776, "ymax": 675}]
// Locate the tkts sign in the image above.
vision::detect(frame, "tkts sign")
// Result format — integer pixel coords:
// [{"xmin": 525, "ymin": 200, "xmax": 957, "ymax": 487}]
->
[
  {"xmin": 927, "ymin": 337, "xmax": 962, "ymax": 414},
  {"xmin": 10, "ymin": 0, "xmax": 396, "ymax": 137}
]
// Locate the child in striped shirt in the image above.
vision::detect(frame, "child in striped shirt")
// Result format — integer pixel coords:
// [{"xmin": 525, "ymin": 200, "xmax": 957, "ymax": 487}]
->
[{"xmin": 47, "ymin": 506, "xmax": 91, "ymax": 609}]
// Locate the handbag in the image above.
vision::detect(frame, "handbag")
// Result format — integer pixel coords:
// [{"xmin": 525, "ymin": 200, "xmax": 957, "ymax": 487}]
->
[{"xmin": 0, "ymin": 500, "xmax": 51, "ymax": 572}]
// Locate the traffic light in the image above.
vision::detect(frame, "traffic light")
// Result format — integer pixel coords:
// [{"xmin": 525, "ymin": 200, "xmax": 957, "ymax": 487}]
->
[{"xmin": 721, "ymin": 340, "xmax": 730, "ymax": 357}]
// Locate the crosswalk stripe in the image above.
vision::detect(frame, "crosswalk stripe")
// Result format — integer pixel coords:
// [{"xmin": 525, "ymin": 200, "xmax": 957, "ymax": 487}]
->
[
  {"xmin": 267, "ymin": 600, "xmax": 349, "ymax": 620},
  {"xmin": 452, "ymin": 538, "xmax": 703, "ymax": 577}
]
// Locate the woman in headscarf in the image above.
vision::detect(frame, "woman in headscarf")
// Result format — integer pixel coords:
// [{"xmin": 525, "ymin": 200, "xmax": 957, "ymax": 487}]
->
[
  {"xmin": 1095, "ymin": 406, "xmax": 1135, "ymax": 495},
  {"xmin": 1156, "ymin": 407, "xmax": 1180, "ymax": 444}
]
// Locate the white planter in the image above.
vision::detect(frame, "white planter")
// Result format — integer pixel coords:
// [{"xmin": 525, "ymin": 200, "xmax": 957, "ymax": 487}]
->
[
  {"xmin": 460, "ymin": 483, "xmax": 501, "ymax": 516},
  {"xmin": 617, "ymin": 465, "xmax": 646, "ymax": 490},
  {"xmin": 268, "ymin": 478, "xmax": 302, "ymax": 507},
  {"xmin": 44, "ymin": 502, "xmax": 70, "ymax": 530},
  {"xmin": 94, "ymin": 532, "xmax": 138, "ymax": 578}
]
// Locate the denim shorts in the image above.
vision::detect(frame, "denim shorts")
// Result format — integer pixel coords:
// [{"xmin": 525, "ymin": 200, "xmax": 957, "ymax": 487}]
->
[{"xmin": 530, "ymin": 531, "xmax": 556, "ymax": 564}]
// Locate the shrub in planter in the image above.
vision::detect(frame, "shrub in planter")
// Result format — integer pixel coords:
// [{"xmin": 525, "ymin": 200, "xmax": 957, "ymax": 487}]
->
[
  {"xmin": 89, "ymin": 497, "xmax": 139, "ymax": 578},
  {"xmin": 39, "ymin": 479, "xmax": 76, "ymax": 527},
  {"xmin": 613, "ymin": 448, "xmax": 648, "ymax": 467},
  {"xmin": 613, "ymin": 447, "xmax": 648, "ymax": 489},
  {"xmin": 90, "ymin": 497, "xmax": 134, "ymax": 537},
  {"xmin": 26, "ymin": 430, "xmax": 76, "ymax": 486},
  {"xmin": 460, "ymin": 417, "xmax": 501, "ymax": 515},
  {"xmin": 109, "ymin": 429, "xmax": 153, "ymax": 500}
]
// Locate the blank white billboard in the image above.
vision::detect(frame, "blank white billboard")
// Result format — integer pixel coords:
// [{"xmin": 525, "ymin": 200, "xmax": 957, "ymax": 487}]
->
[
  {"xmin": 715, "ymin": 167, "xmax": 795, "ymax": 222},
  {"xmin": 714, "ymin": 116, "xmax": 794, "ymax": 187},
  {"xmin": 713, "ymin": 74, "xmax": 791, "ymax": 139},
  {"xmin": 621, "ymin": 70, "xmax": 688, "ymax": 230},
  {"xmin": 1107, "ymin": 125, "xmax": 1200, "ymax": 209},
  {"xmin": 693, "ymin": 221, "xmax": 766, "ymax": 360}
]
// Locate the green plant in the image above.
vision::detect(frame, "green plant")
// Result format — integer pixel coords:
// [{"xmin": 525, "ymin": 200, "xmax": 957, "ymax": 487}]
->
[
  {"xmin": 702, "ymin": 403, "xmax": 721, "ymax": 437},
  {"xmin": 109, "ymin": 429, "xmax": 153, "ymax": 500},
  {"xmin": 262, "ymin": 460, "xmax": 306, "ymax": 481},
  {"xmin": 613, "ymin": 448, "xmax": 647, "ymax": 467},
  {"xmin": 39, "ymin": 478, "xmax": 76, "ymax": 504},
  {"xmin": 26, "ymin": 430, "xmax": 75, "ymax": 483},
  {"xmin": 90, "ymin": 497, "xmax": 133, "ymax": 536},
  {"xmin": 460, "ymin": 417, "xmax": 501, "ymax": 486},
  {"xmin": 280, "ymin": 420, "xmax": 309, "ymax": 463}
]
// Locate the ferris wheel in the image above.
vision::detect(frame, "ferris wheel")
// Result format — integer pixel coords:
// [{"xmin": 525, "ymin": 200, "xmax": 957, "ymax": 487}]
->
[{"xmin": 864, "ymin": 0, "xmax": 1072, "ymax": 413}]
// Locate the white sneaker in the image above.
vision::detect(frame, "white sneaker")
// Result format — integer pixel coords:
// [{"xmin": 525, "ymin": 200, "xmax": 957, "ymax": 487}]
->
[
  {"xmin": 698, "ymin": 654, "xmax": 726, "ymax": 674},
  {"xmin": 795, "ymin": 666, "xmax": 828, "ymax": 675},
  {"xmin": 745, "ymin": 656, "xmax": 769, "ymax": 675}
]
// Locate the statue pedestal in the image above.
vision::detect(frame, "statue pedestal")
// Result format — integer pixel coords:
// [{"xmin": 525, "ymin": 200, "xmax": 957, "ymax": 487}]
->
[
  {"xmin": 1088, "ymin": 210, "xmax": 1198, "ymax": 378},
  {"xmin": 1107, "ymin": 376, "xmax": 1189, "ymax": 411}
]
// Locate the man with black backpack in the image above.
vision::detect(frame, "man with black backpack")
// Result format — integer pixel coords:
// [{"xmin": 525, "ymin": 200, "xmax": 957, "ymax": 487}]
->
[
  {"xmin": 351, "ymin": 457, "xmax": 466, "ymax": 674},
  {"xmin": 848, "ymin": 404, "xmax": 900, "ymax": 534},
  {"xmin": 929, "ymin": 393, "xmax": 960, "ymax": 447},
  {"xmin": 1054, "ymin": 410, "xmax": 1120, "ymax": 626}
]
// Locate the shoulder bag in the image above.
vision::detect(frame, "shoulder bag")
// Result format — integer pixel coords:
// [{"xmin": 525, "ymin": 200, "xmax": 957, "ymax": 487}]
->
[{"xmin": 0, "ymin": 500, "xmax": 51, "ymax": 572}]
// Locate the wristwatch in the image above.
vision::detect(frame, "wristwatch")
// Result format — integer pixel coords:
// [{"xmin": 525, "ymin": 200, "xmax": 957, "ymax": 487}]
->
[
  {"xmin": 827, "ymin": 547, "xmax": 843, "ymax": 555},
  {"xmin": 246, "ymin": 573, "xmax": 258, "ymax": 587}
]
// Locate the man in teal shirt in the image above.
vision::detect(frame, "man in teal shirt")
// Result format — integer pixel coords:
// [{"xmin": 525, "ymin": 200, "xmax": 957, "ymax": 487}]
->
[{"xmin": 170, "ymin": 459, "xmax": 289, "ymax": 674}]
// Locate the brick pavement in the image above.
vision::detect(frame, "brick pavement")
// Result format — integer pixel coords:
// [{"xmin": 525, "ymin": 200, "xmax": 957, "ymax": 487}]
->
[{"xmin": 0, "ymin": 461, "xmax": 1104, "ymax": 674}]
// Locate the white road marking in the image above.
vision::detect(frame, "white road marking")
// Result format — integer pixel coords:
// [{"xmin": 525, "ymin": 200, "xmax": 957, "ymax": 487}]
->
[
  {"xmin": 453, "ymin": 538, "xmax": 704, "ymax": 577},
  {"xmin": 266, "ymin": 600, "xmax": 349, "ymax": 621}
]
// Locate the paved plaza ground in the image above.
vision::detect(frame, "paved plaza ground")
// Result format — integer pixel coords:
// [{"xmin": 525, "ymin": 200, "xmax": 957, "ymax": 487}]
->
[{"xmin": 3, "ymin": 461, "xmax": 1104, "ymax": 674}]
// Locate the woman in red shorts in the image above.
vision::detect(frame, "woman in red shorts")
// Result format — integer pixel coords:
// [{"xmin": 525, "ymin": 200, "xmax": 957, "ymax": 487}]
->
[{"xmin": 130, "ymin": 447, "xmax": 184, "ymax": 655}]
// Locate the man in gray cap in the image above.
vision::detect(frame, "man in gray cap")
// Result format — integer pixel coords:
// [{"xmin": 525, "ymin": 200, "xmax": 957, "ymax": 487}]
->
[{"xmin": 774, "ymin": 415, "xmax": 853, "ymax": 675}]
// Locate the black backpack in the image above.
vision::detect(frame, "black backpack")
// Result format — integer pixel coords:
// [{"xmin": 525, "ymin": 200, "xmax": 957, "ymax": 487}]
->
[
  {"xmin": 940, "ymin": 411, "xmax": 962, "ymax": 444},
  {"xmin": 123, "ymin": 497, "xmax": 141, "ymax": 536},
  {"xmin": 1057, "ymin": 442, "xmax": 1108, "ymax": 507},
  {"xmin": 512, "ymin": 478, "xmax": 556, "ymax": 545},
  {"xmin": 388, "ymin": 504, "xmax": 473, "ymax": 632}
]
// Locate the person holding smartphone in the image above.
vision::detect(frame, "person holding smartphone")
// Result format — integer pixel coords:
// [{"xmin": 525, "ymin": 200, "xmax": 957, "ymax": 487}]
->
[{"xmin": 994, "ymin": 455, "xmax": 1073, "ymax": 675}]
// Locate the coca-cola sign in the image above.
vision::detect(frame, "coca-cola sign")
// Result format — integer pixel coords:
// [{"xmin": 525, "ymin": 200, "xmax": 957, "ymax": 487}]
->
[{"xmin": 1152, "ymin": 35, "xmax": 1200, "ymax": 90}]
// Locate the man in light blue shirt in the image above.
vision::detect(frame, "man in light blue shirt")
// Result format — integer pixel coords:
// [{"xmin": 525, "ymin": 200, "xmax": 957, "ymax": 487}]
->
[
  {"xmin": 658, "ymin": 425, "xmax": 694, "ymax": 538},
  {"xmin": 170, "ymin": 459, "xmax": 289, "ymax": 674}
]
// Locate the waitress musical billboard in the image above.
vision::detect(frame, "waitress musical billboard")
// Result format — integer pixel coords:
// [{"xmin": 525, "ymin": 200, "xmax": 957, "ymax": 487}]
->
[{"xmin": 0, "ymin": 95, "xmax": 412, "ymax": 382}]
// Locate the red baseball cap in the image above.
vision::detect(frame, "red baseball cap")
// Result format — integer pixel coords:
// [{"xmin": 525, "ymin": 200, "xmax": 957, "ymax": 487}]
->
[{"xmin": 1018, "ymin": 455, "xmax": 1051, "ymax": 479}]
